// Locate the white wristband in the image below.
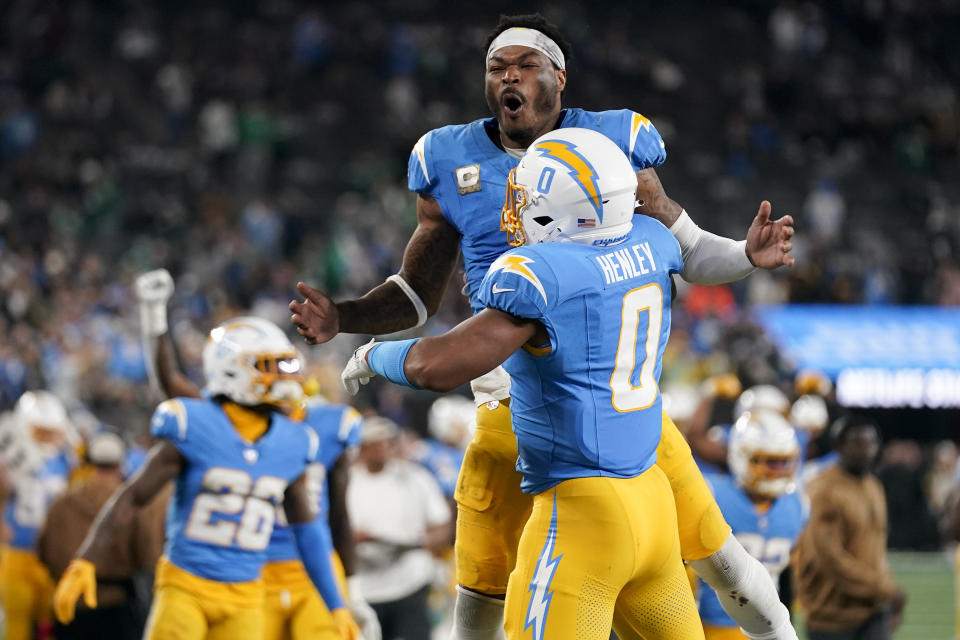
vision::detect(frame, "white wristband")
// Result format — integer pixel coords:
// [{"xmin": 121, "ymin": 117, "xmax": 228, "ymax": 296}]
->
[
  {"xmin": 670, "ymin": 210, "xmax": 756, "ymax": 285},
  {"xmin": 386, "ymin": 274, "xmax": 428, "ymax": 328},
  {"xmin": 139, "ymin": 301, "xmax": 168, "ymax": 337}
]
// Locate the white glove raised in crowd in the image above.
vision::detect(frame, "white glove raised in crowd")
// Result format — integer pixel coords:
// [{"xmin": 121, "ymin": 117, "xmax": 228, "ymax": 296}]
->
[
  {"xmin": 341, "ymin": 339, "xmax": 380, "ymax": 395},
  {"xmin": 347, "ymin": 577, "xmax": 382, "ymax": 640},
  {"xmin": 135, "ymin": 268, "xmax": 174, "ymax": 337}
]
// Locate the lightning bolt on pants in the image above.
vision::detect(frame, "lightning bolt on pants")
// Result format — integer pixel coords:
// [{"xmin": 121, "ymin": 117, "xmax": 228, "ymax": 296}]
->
[{"xmin": 503, "ymin": 470, "xmax": 704, "ymax": 640}]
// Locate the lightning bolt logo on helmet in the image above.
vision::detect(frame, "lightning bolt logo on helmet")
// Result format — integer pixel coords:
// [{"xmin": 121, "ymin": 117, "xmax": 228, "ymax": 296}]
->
[
  {"xmin": 524, "ymin": 492, "xmax": 562, "ymax": 640},
  {"xmin": 534, "ymin": 139, "xmax": 603, "ymax": 220}
]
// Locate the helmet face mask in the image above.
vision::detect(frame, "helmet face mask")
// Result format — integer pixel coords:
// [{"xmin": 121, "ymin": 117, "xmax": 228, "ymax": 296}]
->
[
  {"xmin": 501, "ymin": 128, "xmax": 638, "ymax": 247},
  {"xmin": 728, "ymin": 410, "xmax": 800, "ymax": 500},
  {"xmin": 501, "ymin": 168, "xmax": 529, "ymax": 247},
  {"xmin": 203, "ymin": 318, "xmax": 304, "ymax": 409}
]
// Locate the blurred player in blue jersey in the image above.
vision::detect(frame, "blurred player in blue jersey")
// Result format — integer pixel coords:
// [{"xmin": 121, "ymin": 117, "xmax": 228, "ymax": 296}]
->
[
  {"xmin": 0, "ymin": 390, "xmax": 76, "ymax": 640},
  {"xmin": 342, "ymin": 128, "xmax": 706, "ymax": 639},
  {"xmin": 698, "ymin": 411, "xmax": 807, "ymax": 640},
  {"xmin": 291, "ymin": 13, "xmax": 796, "ymax": 640},
  {"xmin": 133, "ymin": 269, "xmax": 379, "ymax": 640},
  {"xmin": 407, "ymin": 395, "xmax": 475, "ymax": 500},
  {"xmin": 689, "ymin": 384, "xmax": 793, "ymax": 474},
  {"xmin": 51, "ymin": 317, "xmax": 360, "ymax": 640}
]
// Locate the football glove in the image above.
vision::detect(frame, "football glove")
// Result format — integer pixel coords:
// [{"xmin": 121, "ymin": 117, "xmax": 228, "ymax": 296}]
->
[
  {"xmin": 53, "ymin": 559, "xmax": 97, "ymax": 624},
  {"xmin": 341, "ymin": 339, "xmax": 379, "ymax": 395},
  {"xmin": 135, "ymin": 269, "xmax": 174, "ymax": 337},
  {"xmin": 331, "ymin": 607, "xmax": 362, "ymax": 640},
  {"xmin": 348, "ymin": 576, "xmax": 382, "ymax": 640}
]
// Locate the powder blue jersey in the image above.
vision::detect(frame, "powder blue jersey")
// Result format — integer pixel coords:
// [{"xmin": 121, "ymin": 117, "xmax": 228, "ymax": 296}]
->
[
  {"xmin": 476, "ymin": 218, "xmax": 683, "ymax": 494},
  {"xmin": 408, "ymin": 438, "xmax": 464, "ymax": 499},
  {"xmin": 408, "ymin": 108, "xmax": 666, "ymax": 312},
  {"xmin": 697, "ymin": 473, "xmax": 807, "ymax": 627},
  {"xmin": 266, "ymin": 402, "xmax": 362, "ymax": 562},
  {"xmin": 150, "ymin": 398, "xmax": 321, "ymax": 583},
  {"xmin": 4, "ymin": 451, "xmax": 72, "ymax": 550}
]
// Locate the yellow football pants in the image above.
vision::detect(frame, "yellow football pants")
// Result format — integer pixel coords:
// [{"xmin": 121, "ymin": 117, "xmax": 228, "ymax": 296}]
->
[
  {"xmin": 503, "ymin": 471, "xmax": 704, "ymax": 640},
  {"xmin": 0, "ymin": 547, "xmax": 54, "ymax": 640},
  {"xmin": 704, "ymin": 625, "xmax": 749, "ymax": 640},
  {"xmin": 143, "ymin": 557, "xmax": 264, "ymax": 640},
  {"xmin": 454, "ymin": 402, "xmax": 731, "ymax": 594},
  {"xmin": 262, "ymin": 554, "xmax": 348, "ymax": 640}
]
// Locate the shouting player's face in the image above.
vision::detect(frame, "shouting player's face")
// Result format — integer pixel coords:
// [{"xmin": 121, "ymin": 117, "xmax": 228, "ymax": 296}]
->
[{"xmin": 485, "ymin": 45, "xmax": 566, "ymax": 148}]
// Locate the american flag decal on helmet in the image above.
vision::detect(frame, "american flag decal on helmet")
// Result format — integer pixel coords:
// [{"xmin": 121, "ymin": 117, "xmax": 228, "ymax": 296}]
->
[{"xmin": 577, "ymin": 218, "xmax": 596, "ymax": 228}]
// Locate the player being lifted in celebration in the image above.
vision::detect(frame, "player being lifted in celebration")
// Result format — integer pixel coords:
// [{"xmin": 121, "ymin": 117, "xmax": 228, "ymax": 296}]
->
[
  {"xmin": 133, "ymin": 269, "xmax": 379, "ymax": 640},
  {"xmin": 698, "ymin": 412, "xmax": 807, "ymax": 640},
  {"xmin": 291, "ymin": 13, "xmax": 796, "ymax": 640},
  {"xmin": 52, "ymin": 318, "xmax": 360, "ymax": 640},
  {"xmin": 342, "ymin": 127, "xmax": 704, "ymax": 639}
]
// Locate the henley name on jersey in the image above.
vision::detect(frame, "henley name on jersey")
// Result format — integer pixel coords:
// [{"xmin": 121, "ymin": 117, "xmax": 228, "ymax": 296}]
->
[{"xmin": 595, "ymin": 242, "xmax": 658, "ymax": 285}]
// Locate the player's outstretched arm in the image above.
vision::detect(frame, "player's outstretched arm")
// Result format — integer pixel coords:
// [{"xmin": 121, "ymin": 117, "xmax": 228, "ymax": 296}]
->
[
  {"xmin": 285, "ymin": 474, "xmax": 360, "ymax": 640},
  {"xmin": 291, "ymin": 194, "xmax": 462, "ymax": 344},
  {"xmin": 635, "ymin": 167, "xmax": 685, "ymax": 228},
  {"xmin": 53, "ymin": 441, "xmax": 182, "ymax": 624},
  {"xmin": 636, "ymin": 168, "xmax": 794, "ymax": 283},
  {"xmin": 155, "ymin": 333, "xmax": 201, "ymax": 399},
  {"xmin": 341, "ymin": 309, "xmax": 539, "ymax": 395},
  {"xmin": 136, "ymin": 269, "xmax": 201, "ymax": 398},
  {"xmin": 403, "ymin": 309, "xmax": 538, "ymax": 391}
]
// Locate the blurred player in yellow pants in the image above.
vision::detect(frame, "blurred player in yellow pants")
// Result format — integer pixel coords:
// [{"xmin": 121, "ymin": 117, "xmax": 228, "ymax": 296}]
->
[{"xmin": 1, "ymin": 390, "xmax": 76, "ymax": 640}]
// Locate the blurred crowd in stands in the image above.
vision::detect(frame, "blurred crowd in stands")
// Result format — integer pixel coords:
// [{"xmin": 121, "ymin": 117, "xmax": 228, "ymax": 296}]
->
[{"xmin": 0, "ymin": 0, "xmax": 958, "ymax": 552}]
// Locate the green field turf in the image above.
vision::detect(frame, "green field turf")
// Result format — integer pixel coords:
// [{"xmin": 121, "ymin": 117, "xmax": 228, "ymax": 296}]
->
[{"xmin": 797, "ymin": 551, "xmax": 955, "ymax": 640}]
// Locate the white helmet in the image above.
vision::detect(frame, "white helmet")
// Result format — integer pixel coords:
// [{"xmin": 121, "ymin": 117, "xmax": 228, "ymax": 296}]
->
[
  {"xmin": 790, "ymin": 394, "xmax": 829, "ymax": 434},
  {"xmin": 0, "ymin": 411, "xmax": 43, "ymax": 478},
  {"xmin": 13, "ymin": 390, "xmax": 72, "ymax": 456},
  {"xmin": 427, "ymin": 395, "xmax": 476, "ymax": 449},
  {"xmin": 728, "ymin": 410, "xmax": 800, "ymax": 499},
  {"xmin": 733, "ymin": 384, "xmax": 790, "ymax": 420},
  {"xmin": 501, "ymin": 127, "xmax": 637, "ymax": 247},
  {"xmin": 202, "ymin": 316, "xmax": 303, "ymax": 408}
]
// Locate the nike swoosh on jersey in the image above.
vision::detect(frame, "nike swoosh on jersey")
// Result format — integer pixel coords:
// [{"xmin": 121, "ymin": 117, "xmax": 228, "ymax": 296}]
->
[{"xmin": 491, "ymin": 283, "xmax": 516, "ymax": 294}]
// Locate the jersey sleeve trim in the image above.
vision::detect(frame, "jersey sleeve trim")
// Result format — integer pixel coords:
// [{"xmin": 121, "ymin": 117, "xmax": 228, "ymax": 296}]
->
[
  {"xmin": 157, "ymin": 399, "xmax": 187, "ymax": 441},
  {"xmin": 306, "ymin": 426, "xmax": 320, "ymax": 463},
  {"xmin": 413, "ymin": 133, "xmax": 430, "ymax": 183},
  {"xmin": 629, "ymin": 112, "xmax": 652, "ymax": 156},
  {"xmin": 338, "ymin": 407, "xmax": 363, "ymax": 444}
]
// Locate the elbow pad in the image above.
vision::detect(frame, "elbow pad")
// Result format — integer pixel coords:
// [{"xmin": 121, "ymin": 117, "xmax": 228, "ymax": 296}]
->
[{"xmin": 670, "ymin": 210, "xmax": 756, "ymax": 285}]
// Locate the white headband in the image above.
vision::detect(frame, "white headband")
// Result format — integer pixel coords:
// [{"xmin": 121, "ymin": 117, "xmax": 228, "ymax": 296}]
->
[{"xmin": 486, "ymin": 28, "xmax": 565, "ymax": 70}]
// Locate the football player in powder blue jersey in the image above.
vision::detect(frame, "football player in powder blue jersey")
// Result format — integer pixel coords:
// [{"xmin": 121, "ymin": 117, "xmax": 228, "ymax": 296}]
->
[
  {"xmin": 292, "ymin": 13, "xmax": 797, "ymax": 640},
  {"xmin": 1, "ymin": 391, "xmax": 75, "ymax": 640},
  {"xmin": 133, "ymin": 269, "xmax": 378, "ymax": 640},
  {"xmin": 698, "ymin": 412, "xmax": 807, "ymax": 640},
  {"xmin": 53, "ymin": 317, "xmax": 360, "ymax": 640},
  {"xmin": 341, "ymin": 128, "xmax": 706, "ymax": 640}
]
